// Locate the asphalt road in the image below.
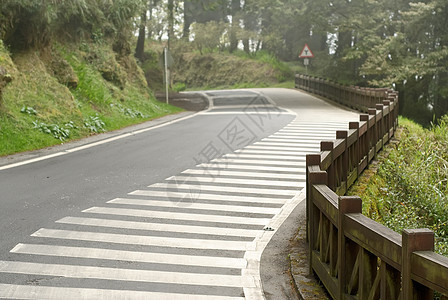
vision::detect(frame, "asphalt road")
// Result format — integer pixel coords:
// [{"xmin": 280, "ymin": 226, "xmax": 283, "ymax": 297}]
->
[{"xmin": 0, "ymin": 88, "xmax": 359, "ymax": 299}]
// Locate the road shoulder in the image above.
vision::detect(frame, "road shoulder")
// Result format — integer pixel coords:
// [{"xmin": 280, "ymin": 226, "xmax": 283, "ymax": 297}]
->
[{"xmin": 0, "ymin": 111, "xmax": 196, "ymax": 168}]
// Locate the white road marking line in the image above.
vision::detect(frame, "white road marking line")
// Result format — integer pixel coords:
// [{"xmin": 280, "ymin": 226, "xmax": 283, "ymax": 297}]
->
[
  {"xmin": 207, "ymin": 158, "xmax": 306, "ymax": 167},
  {"xmin": 32, "ymin": 228, "xmax": 253, "ymax": 251},
  {"xmin": 245, "ymin": 145, "xmax": 318, "ymax": 151},
  {"xmin": 108, "ymin": 198, "xmax": 281, "ymax": 215},
  {"xmin": 150, "ymin": 183, "xmax": 300, "ymax": 197},
  {"xmin": 256, "ymin": 139, "xmax": 320, "ymax": 144},
  {"xmin": 166, "ymin": 176, "xmax": 305, "ymax": 189},
  {"xmin": 279, "ymin": 129, "xmax": 342, "ymax": 133},
  {"xmin": 11, "ymin": 243, "xmax": 247, "ymax": 269},
  {"xmin": 254, "ymin": 141, "xmax": 321, "ymax": 148},
  {"xmin": 234, "ymin": 149, "xmax": 315, "ymax": 156},
  {"xmin": 273, "ymin": 132, "xmax": 335, "ymax": 137},
  {"xmin": 0, "ymin": 261, "xmax": 248, "ymax": 288},
  {"xmin": 83, "ymin": 207, "xmax": 271, "ymax": 226},
  {"xmin": 0, "ymin": 283, "xmax": 245, "ymax": 300},
  {"xmin": 264, "ymin": 136, "xmax": 333, "ymax": 142},
  {"xmin": 130, "ymin": 190, "xmax": 287, "ymax": 204},
  {"xmin": 198, "ymin": 111, "xmax": 294, "ymax": 116},
  {"xmin": 0, "ymin": 152, "xmax": 67, "ymax": 172},
  {"xmin": 196, "ymin": 163, "xmax": 304, "ymax": 173},
  {"xmin": 247, "ymin": 142, "xmax": 317, "ymax": 148},
  {"xmin": 288, "ymin": 122, "xmax": 347, "ymax": 126},
  {"xmin": 0, "ymin": 113, "xmax": 200, "ymax": 172},
  {"xmin": 56, "ymin": 216, "xmax": 260, "ymax": 238},
  {"xmin": 259, "ymin": 138, "xmax": 327, "ymax": 144},
  {"xmin": 223, "ymin": 153, "xmax": 305, "ymax": 161},
  {"xmin": 182, "ymin": 169, "xmax": 305, "ymax": 180},
  {"xmin": 166, "ymin": 175, "xmax": 303, "ymax": 189},
  {"xmin": 269, "ymin": 135, "xmax": 333, "ymax": 141}
]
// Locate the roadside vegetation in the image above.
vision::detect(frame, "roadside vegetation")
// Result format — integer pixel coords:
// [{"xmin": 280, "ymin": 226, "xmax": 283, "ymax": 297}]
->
[
  {"xmin": 348, "ymin": 116, "xmax": 448, "ymax": 256},
  {"xmin": 0, "ymin": 1, "xmax": 184, "ymax": 157},
  {"xmin": 0, "ymin": 39, "xmax": 181, "ymax": 157},
  {"xmin": 142, "ymin": 42, "xmax": 296, "ymax": 92},
  {"xmin": 0, "ymin": 1, "xmax": 301, "ymax": 157}
]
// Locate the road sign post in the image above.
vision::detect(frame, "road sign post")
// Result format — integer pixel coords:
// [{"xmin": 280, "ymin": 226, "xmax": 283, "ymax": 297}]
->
[
  {"xmin": 164, "ymin": 47, "xmax": 169, "ymax": 104},
  {"xmin": 299, "ymin": 44, "xmax": 314, "ymax": 74}
]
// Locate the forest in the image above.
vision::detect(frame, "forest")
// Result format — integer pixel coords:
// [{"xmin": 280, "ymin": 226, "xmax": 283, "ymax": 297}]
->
[
  {"xmin": 1, "ymin": 0, "xmax": 447, "ymax": 126},
  {"xmin": 138, "ymin": 0, "xmax": 447, "ymax": 125}
]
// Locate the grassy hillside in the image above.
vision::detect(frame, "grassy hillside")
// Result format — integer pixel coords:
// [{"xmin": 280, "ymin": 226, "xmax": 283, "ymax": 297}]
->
[
  {"xmin": 0, "ymin": 40, "xmax": 181, "ymax": 157},
  {"xmin": 142, "ymin": 43, "xmax": 296, "ymax": 91},
  {"xmin": 348, "ymin": 116, "xmax": 448, "ymax": 256}
]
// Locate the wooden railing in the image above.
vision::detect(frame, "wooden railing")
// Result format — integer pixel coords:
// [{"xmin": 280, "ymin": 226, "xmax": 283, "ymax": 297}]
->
[
  {"xmin": 296, "ymin": 74, "xmax": 448, "ymax": 299},
  {"xmin": 295, "ymin": 74, "xmax": 392, "ymax": 113}
]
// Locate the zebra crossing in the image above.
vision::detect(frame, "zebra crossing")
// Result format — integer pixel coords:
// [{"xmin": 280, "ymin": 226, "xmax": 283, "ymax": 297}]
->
[{"xmin": 0, "ymin": 120, "xmax": 349, "ymax": 299}]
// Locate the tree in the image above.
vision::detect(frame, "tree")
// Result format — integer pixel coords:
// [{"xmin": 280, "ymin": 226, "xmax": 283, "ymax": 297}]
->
[
  {"xmin": 135, "ymin": 1, "xmax": 149, "ymax": 61},
  {"xmin": 229, "ymin": 0, "xmax": 241, "ymax": 52}
]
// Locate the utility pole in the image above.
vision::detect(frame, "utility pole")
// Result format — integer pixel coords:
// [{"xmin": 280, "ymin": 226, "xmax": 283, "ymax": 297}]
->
[{"xmin": 164, "ymin": 47, "xmax": 169, "ymax": 104}]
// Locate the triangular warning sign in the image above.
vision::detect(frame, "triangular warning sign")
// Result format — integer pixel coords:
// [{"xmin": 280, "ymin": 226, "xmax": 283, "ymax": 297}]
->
[{"xmin": 299, "ymin": 44, "xmax": 314, "ymax": 58}]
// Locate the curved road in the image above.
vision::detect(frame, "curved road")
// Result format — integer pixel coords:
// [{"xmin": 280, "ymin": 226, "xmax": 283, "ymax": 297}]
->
[{"xmin": 0, "ymin": 88, "xmax": 358, "ymax": 299}]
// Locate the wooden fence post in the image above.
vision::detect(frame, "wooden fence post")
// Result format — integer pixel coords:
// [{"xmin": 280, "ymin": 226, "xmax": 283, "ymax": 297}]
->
[
  {"xmin": 402, "ymin": 229, "xmax": 435, "ymax": 300},
  {"xmin": 306, "ymin": 154, "xmax": 321, "ymax": 242},
  {"xmin": 308, "ymin": 167, "xmax": 328, "ymax": 275},
  {"xmin": 321, "ymin": 141, "xmax": 334, "ymax": 190},
  {"xmin": 349, "ymin": 122, "xmax": 360, "ymax": 182},
  {"xmin": 338, "ymin": 196, "xmax": 362, "ymax": 299},
  {"xmin": 336, "ymin": 130, "xmax": 348, "ymax": 194},
  {"xmin": 368, "ymin": 108, "xmax": 377, "ymax": 161}
]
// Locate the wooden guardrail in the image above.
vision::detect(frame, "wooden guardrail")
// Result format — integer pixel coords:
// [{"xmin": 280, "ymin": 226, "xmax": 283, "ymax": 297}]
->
[
  {"xmin": 295, "ymin": 74, "xmax": 392, "ymax": 113},
  {"xmin": 296, "ymin": 74, "xmax": 448, "ymax": 299}
]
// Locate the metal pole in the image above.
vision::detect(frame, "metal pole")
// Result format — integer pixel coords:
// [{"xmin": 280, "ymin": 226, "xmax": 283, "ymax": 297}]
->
[{"xmin": 164, "ymin": 47, "xmax": 169, "ymax": 104}]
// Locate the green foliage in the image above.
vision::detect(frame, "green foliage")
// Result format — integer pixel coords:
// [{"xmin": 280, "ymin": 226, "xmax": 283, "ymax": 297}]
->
[
  {"xmin": 0, "ymin": 0, "xmax": 145, "ymax": 49},
  {"xmin": 20, "ymin": 106, "xmax": 37, "ymax": 115},
  {"xmin": 171, "ymin": 50, "xmax": 293, "ymax": 90},
  {"xmin": 83, "ymin": 115, "xmax": 105, "ymax": 133},
  {"xmin": 191, "ymin": 21, "xmax": 226, "ymax": 54},
  {"xmin": 172, "ymin": 82, "xmax": 186, "ymax": 93},
  {"xmin": 348, "ymin": 116, "xmax": 448, "ymax": 256},
  {"xmin": 32, "ymin": 120, "xmax": 75, "ymax": 141},
  {"xmin": 68, "ymin": 54, "xmax": 113, "ymax": 107},
  {"xmin": 110, "ymin": 103, "xmax": 147, "ymax": 118},
  {"xmin": 0, "ymin": 39, "xmax": 182, "ymax": 157}
]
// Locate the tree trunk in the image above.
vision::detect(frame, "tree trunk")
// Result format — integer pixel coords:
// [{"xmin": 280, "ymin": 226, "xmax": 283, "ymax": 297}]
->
[
  {"xmin": 168, "ymin": 0, "xmax": 174, "ymax": 48},
  {"xmin": 229, "ymin": 0, "xmax": 240, "ymax": 52},
  {"xmin": 135, "ymin": 10, "xmax": 147, "ymax": 61},
  {"xmin": 183, "ymin": 0, "xmax": 193, "ymax": 39},
  {"xmin": 242, "ymin": 0, "xmax": 254, "ymax": 53}
]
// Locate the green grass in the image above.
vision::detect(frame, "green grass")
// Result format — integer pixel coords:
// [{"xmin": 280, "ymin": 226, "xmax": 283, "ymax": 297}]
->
[
  {"xmin": 184, "ymin": 80, "xmax": 295, "ymax": 91},
  {"xmin": 0, "ymin": 41, "xmax": 182, "ymax": 157},
  {"xmin": 347, "ymin": 116, "xmax": 448, "ymax": 256},
  {"xmin": 169, "ymin": 48, "xmax": 295, "ymax": 92},
  {"xmin": 235, "ymin": 50, "xmax": 294, "ymax": 82}
]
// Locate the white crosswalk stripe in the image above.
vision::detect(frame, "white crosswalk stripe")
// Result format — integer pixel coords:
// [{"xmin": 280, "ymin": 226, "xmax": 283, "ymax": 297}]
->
[
  {"xmin": 182, "ymin": 169, "xmax": 305, "ymax": 180},
  {"xmin": 150, "ymin": 182, "xmax": 299, "ymax": 196},
  {"xmin": 56, "ymin": 216, "xmax": 261, "ymax": 238},
  {"xmin": 82, "ymin": 207, "xmax": 272, "ymax": 226},
  {"xmin": 245, "ymin": 144, "xmax": 317, "ymax": 151},
  {"xmin": 31, "ymin": 228, "xmax": 253, "ymax": 250},
  {"xmin": 0, "ymin": 261, "xmax": 246, "ymax": 287},
  {"xmin": 166, "ymin": 175, "xmax": 303, "ymax": 188},
  {"xmin": 197, "ymin": 163, "xmax": 305, "ymax": 173},
  {"xmin": 11, "ymin": 244, "xmax": 248, "ymax": 269},
  {"xmin": 130, "ymin": 189, "xmax": 288, "ymax": 204},
  {"xmin": 0, "ymin": 115, "xmax": 352, "ymax": 299},
  {"xmin": 0, "ymin": 283, "xmax": 245, "ymax": 300},
  {"xmin": 108, "ymin": 198, "xmax": 281, "ymax": 215}
]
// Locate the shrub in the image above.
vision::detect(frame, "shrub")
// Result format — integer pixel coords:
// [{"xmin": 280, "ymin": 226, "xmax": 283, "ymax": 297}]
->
[{"xmin": 348, "ymin": 116, "xmax": 448, "ymax": 256}]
